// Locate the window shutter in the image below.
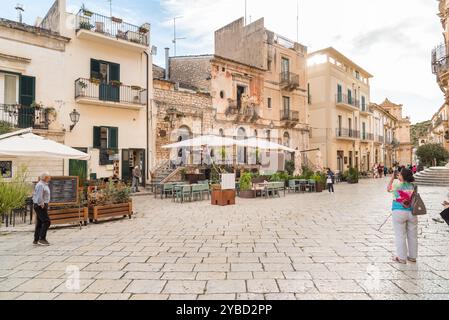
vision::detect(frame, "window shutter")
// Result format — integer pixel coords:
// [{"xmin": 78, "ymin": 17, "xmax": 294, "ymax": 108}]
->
[
  {"xmin": 108, "ymin": 127, "xmax": 118, "ymax": 149},
  {"xmin": 93, "ymin": 126, "xmax": 101, "ymax": 149},
  {"xmin": 90, "ymin": 59, "xmax": 100, "ymax": 79},
  {"xmin": 19, "ymin": 76, "xmax": 36, "ymax": 106},
  {"xmin": 109, "ymin": 63, "xmax": 120, "ymax": 81}
]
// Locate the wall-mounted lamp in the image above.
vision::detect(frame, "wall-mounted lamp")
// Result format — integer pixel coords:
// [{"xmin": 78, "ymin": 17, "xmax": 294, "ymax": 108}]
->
[{"xmin": 69, "ymin": 109, "xmax": 80, "ymax": 131}]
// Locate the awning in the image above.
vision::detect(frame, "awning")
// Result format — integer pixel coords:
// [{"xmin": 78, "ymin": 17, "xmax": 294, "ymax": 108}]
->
[
  {"xmin": 162, "ymin": 135, "xmax": 238, "ymax": 149},
  {"xmin": 237, "ymin": 138, "xmax": 296, "ymax": 152},
  {"xmin": 0, "ymin": 129, "xmax": 90, "ymax": 160}
]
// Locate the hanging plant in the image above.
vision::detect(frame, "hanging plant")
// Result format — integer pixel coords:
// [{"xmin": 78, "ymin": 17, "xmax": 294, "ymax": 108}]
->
[
  {"xmin": 110, "ymin": 80, "xmax": 122, "ymax": 87},
  {"xmin": 139, "ymin": 26, "xmax": 149, "ymax": 34},
  {"xmin": 131, "ymin": 85, "xmax": 142, "ymax": 91},
  {"xmin": 90, "ymin": 77, "xmax": 101, "ymax": 85},
  {"xmin": 111, "ymin": 16, "xmax": 123, "ymax": 24},
  {"xmin": 83, "ymin": 9, "xmax": 93, "ymax": 17}
]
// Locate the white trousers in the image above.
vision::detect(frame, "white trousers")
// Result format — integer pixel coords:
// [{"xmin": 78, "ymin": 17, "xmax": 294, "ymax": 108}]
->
[{"xmin": 392, "ymin": 210, "xmax": 418, "ymax": 261}]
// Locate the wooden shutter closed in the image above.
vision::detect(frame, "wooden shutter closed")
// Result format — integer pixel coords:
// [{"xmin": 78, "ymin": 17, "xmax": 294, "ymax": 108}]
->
[
  {"xmin": 109, "ymin": 63, "xmax": 120, "ymax": 81},
  {"xmin": 93, "ymin": 126, "xmax": 101, "ymax": 149},
  {"xmin": 19, "ymin": 76, "xmax": 36, "ymax": 106},
  {"xmin": 90, "ymin": 59, "xmax": 100, "ymax": 79},
  {"xmin": 108, "ymin": 127, "xmax": 118, "ymax": 149}
]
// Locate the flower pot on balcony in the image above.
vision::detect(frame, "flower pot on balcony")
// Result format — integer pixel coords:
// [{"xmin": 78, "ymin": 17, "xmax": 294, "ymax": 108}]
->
[{"xmin": 111, "ymin": 16, "xmax": 123, "ymax": 24}]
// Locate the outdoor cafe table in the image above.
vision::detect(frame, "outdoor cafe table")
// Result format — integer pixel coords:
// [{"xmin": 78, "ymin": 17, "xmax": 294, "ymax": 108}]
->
[{"xmin": 255, "ymin": 182, "xmax": 286, "ymax": 198}]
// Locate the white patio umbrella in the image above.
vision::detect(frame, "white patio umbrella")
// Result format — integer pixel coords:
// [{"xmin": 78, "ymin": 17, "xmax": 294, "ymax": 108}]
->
[
  {"xmin": 162, "ymin": 135, "xmax": 238, "ymax": 149},
  {"xmin": 0, "ymin": 131, "xmax": 90, "ymax": 160},
  {"xmin": 237, "ymin": 137, "xmax": 296, "ymax": 152}
]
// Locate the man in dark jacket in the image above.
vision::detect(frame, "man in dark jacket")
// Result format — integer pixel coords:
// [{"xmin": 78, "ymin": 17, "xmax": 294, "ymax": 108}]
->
[{"xmin": 441, "ymin": 201, "xmax": 449, "ymax": 227}]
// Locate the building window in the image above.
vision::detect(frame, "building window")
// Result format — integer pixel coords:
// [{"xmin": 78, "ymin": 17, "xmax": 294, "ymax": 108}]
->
[
  {"xmin": 93, "ymin": 126, "xmax": 119, "ymax": 165},
  {"xmin": 236, "ymin": 85, "xmax": 246, "ymax": 110},
  {"xmin": 281, "ymin": 57, "xmax": 290, "ymax": 75},
  {"xmin": 267, "ymin": 97, "xmax": 272, "ymax": 109},
  {"xmin": 337, "ymin": 84, "xmax": 342, "ymax": 102},
  {"xmin": 307, "ymin": 83, "xmax": 311, "ymax": 105},
  {"xmin": 282, "ymin": 96, "xmax": 290, "ymax": 112},
  {"xmin": 0, "ymin": 161, "xmax": 12, "ymax": 178},
  {"xmin": 220, "ymin": 91, "xmax": 225, "ymax": 99},
  {"xmin": 267, "ymin": 59, "xmax": 272, "ymax": 71},
  {"xmin": 361, "ymin": 96, "xmax": 366, "ymax": 111},
  {"xmin": 219, "ymin": 129, "xmax": 224, "ymax": 137},
  {"xmin": 355, "ymin": 71, "xmax": 360, "ymax": 80}
]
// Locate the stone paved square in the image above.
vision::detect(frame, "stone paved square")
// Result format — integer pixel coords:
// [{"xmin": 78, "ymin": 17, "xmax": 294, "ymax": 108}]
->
[{"xmin": 0, "ymin": 179, "xmax": 448, "ymax": 300}]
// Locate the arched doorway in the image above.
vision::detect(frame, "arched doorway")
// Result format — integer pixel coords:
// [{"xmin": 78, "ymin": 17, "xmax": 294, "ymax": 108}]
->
[
  {"xmin": 237, "ymin": 127, "xmax": 247, "ymax": 164},
  {"xmin": 176, "ymin": 126, "xmax": 192, "ymax": 166}
]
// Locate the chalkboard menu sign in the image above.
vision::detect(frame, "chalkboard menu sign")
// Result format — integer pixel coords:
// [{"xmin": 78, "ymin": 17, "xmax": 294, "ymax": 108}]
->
[{"xmin": 48, "ymin": 176, "xmax": 79, "ymax": 205}]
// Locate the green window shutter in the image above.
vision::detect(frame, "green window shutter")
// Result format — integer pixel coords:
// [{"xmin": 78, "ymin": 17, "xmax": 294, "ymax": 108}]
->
[
  {"xmin": 109, "ymin": 63, "xmax": 120, "ymax": 81},
  {"xmin": 19, "ymin": 76, "xmax": 36, "ymax": 106},
  {"xmin": 93, "ymin": 126, "xmax": 101, "ymax": 149},
  {"xmin": 108, "ymin": 127, "xmax": 118, "ymax": 149},
  {"xmin": 90, "ymin": 59, "xmax": 100, "ymax": 79}
]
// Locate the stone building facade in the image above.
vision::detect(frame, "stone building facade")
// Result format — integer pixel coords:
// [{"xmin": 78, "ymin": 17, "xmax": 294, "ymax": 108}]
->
[{"xmin": 152, "ymin": 77, "xmax": 213, "ymax": 167}]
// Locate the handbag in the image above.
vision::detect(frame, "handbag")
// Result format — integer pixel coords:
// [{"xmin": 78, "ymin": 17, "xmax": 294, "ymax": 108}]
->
[{"xmin": 411, "ymin": 185, "xmax": 427, "ymax": 216}]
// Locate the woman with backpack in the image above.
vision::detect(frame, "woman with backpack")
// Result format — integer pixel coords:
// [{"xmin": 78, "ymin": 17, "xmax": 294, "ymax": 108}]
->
[{"xmin": 387, "ymin": 168, "xmax": 418, "ymax": 264}]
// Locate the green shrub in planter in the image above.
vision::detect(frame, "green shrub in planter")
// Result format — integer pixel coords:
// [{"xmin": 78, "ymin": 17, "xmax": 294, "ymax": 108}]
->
[
  {"xmin": 0, "ymin": 166, "xmax": 31, "ymax": 225},
  {"xmin": 239, "ymin": 173, "xmax": 253, "ymax": 192},
  {"xmin": 347, "ymin": 167, "xmax": 359, "ymax": 184}
]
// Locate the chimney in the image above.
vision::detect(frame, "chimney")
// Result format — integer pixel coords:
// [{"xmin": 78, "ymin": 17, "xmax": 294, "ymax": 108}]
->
[
  {"xmin": 15, "ymin": 3, "xmax": 24, "ymax": 23},
  {"xmin": 165, "ymin": 47, "xmax": 170, "ymax": 80}
]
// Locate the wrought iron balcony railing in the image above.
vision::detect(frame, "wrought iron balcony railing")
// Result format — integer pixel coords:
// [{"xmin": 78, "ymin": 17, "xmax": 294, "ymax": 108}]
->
[
  {"xmin": 432, "ymin": 42, "xmax": 449, "ymax": 75},
  {"xmin": 361, "ymin": 133, "xmax": 374, "ymax": 141},
  {"xmin": 335, "ymin": 94, "xmax": 360, "ymax": 109},
  {"xmin": 279, "ymin": 72, "xmax": 300, "ymax": 91},
  {"xmin": 376, "ymin": 135, "xmax": 385, "ymax": 144},
  {"xmin": 0, "ymin": 104, "xmax": 50, "ymax": 130},
  {"xmin": 75, "ymin": 78, "xmax": 147, "ymax": 105},
  {"xmin": 75, "ymin": 8, "xmax": 149, "ymax": 46},
  {"xmin": 280, "ymin": 109, "xmax": 300, "ymax": 122},
  {"xmin": 336, "ymin": 128, "xmax": 360, "ymax": 139}
]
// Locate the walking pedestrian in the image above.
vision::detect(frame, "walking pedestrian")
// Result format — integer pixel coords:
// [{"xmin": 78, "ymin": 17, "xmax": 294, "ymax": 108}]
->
[
  {"xmin": 387, "ymin": 168, "xmax": 418, "ymax": 264},
  {"xmin": 326, "ymin": 168, "xmax": 335, "ymax": 193},
  {"xmin": 384, "ymin": 166, "xmax": 388, "ymax": 177},
  {"xmin": 33, "ymin": 172, "xmax": 51, "ymax": 246},
  {"xmin": 378, "ymin": 165, "xmax": 383, "ymax": 178},
  {"xmin": 412, "ymin": 165, "xmax": 417, "ymax": 175},
  {"xmin": 132, "ymin": 166, "xmax": 142, "ymax": 193}
]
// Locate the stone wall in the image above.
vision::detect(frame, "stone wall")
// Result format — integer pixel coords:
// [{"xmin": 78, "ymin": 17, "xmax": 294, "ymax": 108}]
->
[
  {"xmin": 153, "ymin": 64, "xmax": 165, "ymax": 80},
  {"xmin": 153, "ymin": 79, "xmax": 214, "ymax": 163},
  {"xmin": 39, "ymin": 0, "xmax": 60, "ymax": 33},
  {"xmin": 169, "ymin": 55, "xmax": 213, "ymax": 92}
]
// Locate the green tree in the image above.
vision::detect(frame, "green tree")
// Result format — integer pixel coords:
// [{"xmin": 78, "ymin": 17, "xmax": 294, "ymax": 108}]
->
[
  {"xmin": 0, "ymin": 121, "xmax": 13, "ymax": 135},
  {"xmin": 416, "ymin": 144, "xmax": 449, "ymax": 167}
]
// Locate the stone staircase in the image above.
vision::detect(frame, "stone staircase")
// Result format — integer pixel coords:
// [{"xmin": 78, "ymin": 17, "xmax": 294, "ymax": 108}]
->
[{"xmin": 415, "ymin": 164, "xmax": 449, "ymax": 187}]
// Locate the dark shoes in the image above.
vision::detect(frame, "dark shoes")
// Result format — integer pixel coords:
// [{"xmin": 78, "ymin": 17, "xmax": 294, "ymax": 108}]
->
[
  {"xmin": 33, "ymin": 241, "xmax": 38, "ymax": 245},
  {"xmin": 37, "ymin": 240, "xmax": 50, "ymax": 246}
]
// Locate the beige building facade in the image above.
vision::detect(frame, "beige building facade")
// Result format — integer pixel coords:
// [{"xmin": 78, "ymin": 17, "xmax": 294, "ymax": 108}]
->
[
  {"xmin": 431, "ymin": 0, "xmax": 449, "ymax": 152},
  {"xmin": 307, "ymin": 47, "xmax": 374, "ymax": 173},
  {"xmin": 0, "ymin": 0, "xmax": 153, "ymax": 184}
]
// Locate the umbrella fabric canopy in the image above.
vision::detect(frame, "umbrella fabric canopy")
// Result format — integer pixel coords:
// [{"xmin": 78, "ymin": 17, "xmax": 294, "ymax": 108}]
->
[
  {"xmin": 0, "ymin": 133, "xmax": 90, "ymax": 160},
  {"xmin": 162, "ymin": 135, "xmax": 238, "ymax": 149},
  {"xmin": 237, "ymin": 138, "xmax": 295, "ymax": 152}
]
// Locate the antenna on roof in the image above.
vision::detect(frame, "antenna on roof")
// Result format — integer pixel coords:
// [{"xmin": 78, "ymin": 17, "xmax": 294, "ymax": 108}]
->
[
  {"xmin": 172, "ymin": 16, "xmax": 186, "ymax": 57},
  {"xmin": 15, "ymin": 3, "xmax": 24, "ymax": 23},
  {"xmin": 107, "ymin": 0, "xmax": 112, "ymax": 17},
  {"xmin": 296, "ymin": 0, "xmax": 299, "ymax": 43}
]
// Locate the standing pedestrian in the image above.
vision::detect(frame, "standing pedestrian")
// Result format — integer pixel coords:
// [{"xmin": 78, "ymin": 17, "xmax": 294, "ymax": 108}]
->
[
  {"xmin": 132, "ymin": 166, "xmax": 142, "ymax": 193},
  {"xmin": 441, "ymin": 200, "xmax": 449, "ymax": 228},
  {"xmin": 378, "ymin": 165, "xmax": 384, "ymax": 178},
  {"xmin": 326, "ymin": 168, "xmax": 335, "ymax": 193},
  {"xmin": 33, "ymin": 172, "xmax": 51, "ymax": 246},
  {"xmin": 384, "ymin": 166, "xmax": 388, "ymax": 177},
  {"xmin": 412, "ymin": 165, "xmax": 417, "ymax": 175},
  {"xmin": 387, "ymin": 168, "xmax": 418, "ymax": 264}
]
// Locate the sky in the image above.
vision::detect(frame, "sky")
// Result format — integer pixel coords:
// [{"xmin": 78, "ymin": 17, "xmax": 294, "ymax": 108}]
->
[{"xmin": 0, "ymin": 0, "xmax": 444, "ymax": 124}]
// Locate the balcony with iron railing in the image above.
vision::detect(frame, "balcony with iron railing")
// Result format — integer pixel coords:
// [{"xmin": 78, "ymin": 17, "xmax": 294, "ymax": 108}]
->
[
  {"xmin": 280, "ymin": 109, "xmax": 300, "ymax": 122},
  {"xmin": 75, "ymin": 8, "xmax": 149, "ymax": 49},
  {"xmin": 279, "ymin": 72, "xmax": 300, "ymax": 91},
  {"xmin": 335, "ymin": 128, "xmax": 360, "ymax": 140},
  {"xmin": 375, "ymin": 135, "xmax": 385, "ymax": 144},
  {"xmin": 361, "ymin": 132, "xmax": 374, "ymax": 141},
  {"xmin": 75, "ymin": 78, "xmax": 147, "ymax": 110},
  {"xmin": 432, "ymin": 42, "xmax": 449, "ymax": 76},
  {"xmin": 0, "ymin": 104, "xmax": 50, "ymax": 130},
  {"xmin": 335, "ymin": 94, "xmax": 360, "ymax": 110}
]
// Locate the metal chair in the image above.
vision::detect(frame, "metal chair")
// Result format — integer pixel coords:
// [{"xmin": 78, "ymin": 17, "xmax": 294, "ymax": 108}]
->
[
  {"xmin": 161, "ymin": 183, "xmax": 174, "ymax": 199},
  {"xmin": 307, "ymin": 179, "xmax": 316, "ymax": 192}
]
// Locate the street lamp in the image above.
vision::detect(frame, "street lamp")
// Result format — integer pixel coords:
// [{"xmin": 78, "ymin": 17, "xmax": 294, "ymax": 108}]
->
[{"xmin": 69, "ymin": 109, "xmax": 80, "ymax": 131}]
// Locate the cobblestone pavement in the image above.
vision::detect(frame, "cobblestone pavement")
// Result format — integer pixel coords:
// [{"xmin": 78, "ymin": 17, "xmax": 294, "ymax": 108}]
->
[{"xmin": 0, "ymin": 178, "xmax": 448, "ymax": 300}]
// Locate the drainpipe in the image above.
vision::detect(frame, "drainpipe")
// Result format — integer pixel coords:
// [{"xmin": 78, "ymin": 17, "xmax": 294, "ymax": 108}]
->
[
  {"xmin": 144, "ymin": 51, "xmax": 150, "ymax": 187},
  {"xmin": 165, "ymin": 48, "xmax": 170, "ymax": 80}
]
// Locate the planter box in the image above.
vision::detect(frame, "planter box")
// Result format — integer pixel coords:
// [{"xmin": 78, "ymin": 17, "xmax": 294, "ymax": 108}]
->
[
  {"xmin": 239, "ymin": 190, "xmax": 256, "ymax": 199},
  {"xmin": 48, "ymin": 207, "xmax": 88, "ymax": 226},
  {"xmin": 89, "ymin": 202, "xmax": 133, "ymax": 223},
  {"xmin": 316, "ymin": 183, "xmax": 324, "ymax": 193},
  {"xmin": 211, "ymin": 190, "xmax": 236, "ymax": 206}
]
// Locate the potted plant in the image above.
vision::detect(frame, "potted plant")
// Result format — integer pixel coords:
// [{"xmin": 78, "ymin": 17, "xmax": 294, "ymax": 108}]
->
[
  {"xmin": 110, "ymin": 80, "xmax": 122, "ymax": 87},
  {"xmin": 347, "ymin": 167, "xmax": 359, "ymax": 184},
  {"xmin": 312, "ymin": 172, "xmax": 326, "ymax": 192},
  {"xmin": 90, "ymin": 77, "xmax": 101, "ymax": 85},
  {"xmin": 79, "ymin": 21, "xmax": 94, "ymax": 30},
  {"xmin": 239, "ymin": 172, "xmax": 255, "ymax": 199},
  {"xmin": 131, "ymin": 85, "xmax": 142, "ymax": 91},
  {"xmin": 82, "ymin": 8, "xmax": 93, "ymax": 17},
  {"xmin": 111, "ymin": 16, "xmax": 123, "ymax": 24},
  {"xmin": 88, "ymin": 182, "xmax": 133, "ymax": 223},
  {"xmin": 0, "ymin": 166, "xmax": 31, "ymax": 227},
  {"xmin": 139, "ymin": 26, "xmax": 149, "ymax": 34}
]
